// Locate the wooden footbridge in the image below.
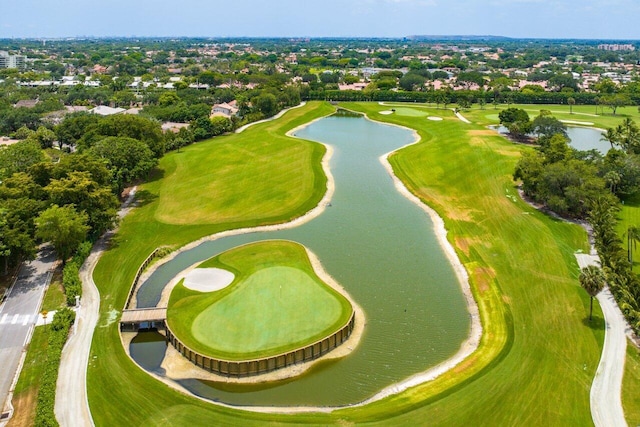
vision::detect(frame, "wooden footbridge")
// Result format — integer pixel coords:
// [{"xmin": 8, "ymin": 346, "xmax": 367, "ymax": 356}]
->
[{"xmin": 120, "ymin": 307, "xmax": 167, "ymax": 331}]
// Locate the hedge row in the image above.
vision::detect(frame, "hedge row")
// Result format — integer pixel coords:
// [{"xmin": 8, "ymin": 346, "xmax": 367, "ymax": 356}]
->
[
  {"xmin": 33, "ymin": 308, "xmax": 76, "ymax": 427},
  {"xmin": 590, "ymin": 199, "xmax": 640, "ymax": 335},
  {"xmin": 61, "ymin": 241, "xmax": 92, "ymax": 306},
  {"xmin": 305, "ymin": 89, "xmax": 640, "ymax": 106}
]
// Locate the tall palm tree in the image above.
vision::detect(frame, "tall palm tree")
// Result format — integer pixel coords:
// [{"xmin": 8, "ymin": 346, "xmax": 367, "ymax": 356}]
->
[
  {"xmin": 626, "ymin": 225, "xmax": 640, "ymax": 264},
  {"xmin": 568, "ymin": 97, "xmax": 576, "ymax": 114},
  {"xmin": 579, "ymin": 265, "xmax": 606, "ymax": 321},
  {"xmin": 601, "ymin": 127, "xmax": 619, "ymax": 150}
]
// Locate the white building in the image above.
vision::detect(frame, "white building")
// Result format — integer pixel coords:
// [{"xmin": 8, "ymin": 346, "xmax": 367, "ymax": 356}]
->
[
  {"xmin": 0, "ymin": 51, "xmax": 26, "ymax": 69},
  {"xmin": 210, "ymin": 101, "xmax": 239, "ymax": 118}
]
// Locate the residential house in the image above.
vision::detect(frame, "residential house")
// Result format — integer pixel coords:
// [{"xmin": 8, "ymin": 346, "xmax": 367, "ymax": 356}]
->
[{"xmin": 210, "ymin": 101, "xmax": 239, "ymax": 118}]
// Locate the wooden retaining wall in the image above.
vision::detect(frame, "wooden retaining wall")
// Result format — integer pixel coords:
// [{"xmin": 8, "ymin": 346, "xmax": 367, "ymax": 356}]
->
[
  {"xmin": 124, "ymin": 247, "xmax": 165, "ymax": 310},
  {"xmin": 165, "ymin": 313, "xmax": 355, "ymax": 378}
]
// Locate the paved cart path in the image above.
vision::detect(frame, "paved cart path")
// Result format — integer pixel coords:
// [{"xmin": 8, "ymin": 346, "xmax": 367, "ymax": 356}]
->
[
  {"xmin": 55, "ymin": 190, "xmax": 137, "ymax": 427},
  {"xmin": 576, "ymin": 254, "xmax": 628, "ymax": 427}
]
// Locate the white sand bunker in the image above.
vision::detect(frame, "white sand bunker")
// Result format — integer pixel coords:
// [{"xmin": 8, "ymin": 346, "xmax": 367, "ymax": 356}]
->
[
  {"xmin": 427, "ymin": 116, "xmax": 443, "ymax": 121},
  {"xmin": 183, "ymin": 268, "xmax": 235, "ymax": 292},
  {"xmin": 561, "ymin": 120, "xmax": 594, "ymax": 126},
  {"xmin": 379, "ymin": 110, "xmax": 394, "ymax": 115}
]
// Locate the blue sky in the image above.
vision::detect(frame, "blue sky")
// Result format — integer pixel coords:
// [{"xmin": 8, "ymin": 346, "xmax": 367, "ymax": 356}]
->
[{"xmin": 1, "ymin": 0, "xmax": 638, "ymax": 39}]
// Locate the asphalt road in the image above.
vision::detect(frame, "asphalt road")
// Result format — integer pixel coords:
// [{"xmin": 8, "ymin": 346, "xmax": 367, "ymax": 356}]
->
[{"xmin": 0, "ymin": 246, "xmax": 56, "ymax": 416}]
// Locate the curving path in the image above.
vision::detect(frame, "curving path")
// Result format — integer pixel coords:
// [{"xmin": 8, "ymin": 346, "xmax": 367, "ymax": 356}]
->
[
  {"xmin": 575, "ymin": 253, "xmax": 628, "ymax": 426},
  {"xmin": 591, "ymin": 286, "xmax": 629, "ymax": 427},
  {"xmin": 55, "ymin": 189, "xmax": 137, "ymax": 427}
]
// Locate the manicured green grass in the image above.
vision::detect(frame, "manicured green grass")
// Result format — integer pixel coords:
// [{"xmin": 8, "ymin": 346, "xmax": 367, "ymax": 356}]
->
[
  {"xmin": 393, "ymin": 107, "xmax": 429, "ymax": 117},
  {"xmin": 87, "ymin": 101, "xmax": 605, "ymax": 426},
  {"xmin": 459, "ymin": 103, "xmax": 640, "ymax": 131},
  {"xmin": 167, "ymin": 240, "xmax": 352, "ymax": 360},
  {"xmin": 623, "ymin": 341, "xmax": 640, "ymax": 426},
  {"xmin": 155, "ymin": 110, "xmax": 327, "ymax": 225},
  {"xmin": 41, "ymin": 269, "xmax": 65, "ymax": 312}
]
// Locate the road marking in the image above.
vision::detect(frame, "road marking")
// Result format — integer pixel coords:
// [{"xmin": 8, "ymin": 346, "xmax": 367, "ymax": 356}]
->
[
  {"xmin": 22, "ymin": 315, "xmax": 31, "ymax": 326},
  {"xmin": 11, "ymin": 314, "xmax": 19, "ymax": 324},
  {"xmin": 0, "ymin": 314, "xmax": 6, "ymax": 324}
]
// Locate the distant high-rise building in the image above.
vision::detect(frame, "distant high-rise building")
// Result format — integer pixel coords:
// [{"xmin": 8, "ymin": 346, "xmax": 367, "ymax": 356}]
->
[{"xmin": 0, "ymin": 51, "xmax": 26, "ymax": 69}]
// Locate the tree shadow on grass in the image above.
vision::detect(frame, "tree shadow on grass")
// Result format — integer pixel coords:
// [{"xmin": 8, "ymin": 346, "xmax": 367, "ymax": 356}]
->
[
  {"xmin": 143, "ymin": 167, "xmax": 165, "ymax": 185},
  {"xmin": 582, "ymin": 315, "xmax": 605, "ymax": 331},
  {"xmin": 131, "ymin": 189, "xmax": 158, "ymax": 209},
  {"xmin": 621, "ymin": 193, "xmax": 640, "ymax": 208}
]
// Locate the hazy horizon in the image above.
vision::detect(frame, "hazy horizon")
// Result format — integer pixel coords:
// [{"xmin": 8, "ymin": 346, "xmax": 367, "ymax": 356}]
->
[{"xmin": 1, "ymin": 0, "xmax": 638, "ymax": 40}]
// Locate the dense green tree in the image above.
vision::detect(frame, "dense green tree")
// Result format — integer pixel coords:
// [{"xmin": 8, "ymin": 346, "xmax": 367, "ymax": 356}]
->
[
  {"xmin": 253, "ymin": 93, "xmax": 278, "ymax": 117},
  {"xmin": 600, "ymin": 93, "xmax": 631, "ymax": 115},
  {"xmin": 499, "ymin": 107, "xmax": 531, "ymax": 139},
  {"xmin": 55, "ymin": 112, "xmax": 101, "ymax": 148},
  {"xmin": 81, "ymin": 114, "xmax": 165, "ymax": 157},
  {"xmin": 53, "ymin": 153, "xmax": 113, "ymax": 188},
  {"xmin": 88, "ymin": 137, "xmax": 157, "ymax": 194},
  {"xmin": 531, "ymin": 112, "xmax": 567, "ymax": 143},
  {"xmin": 549, "ymin": 73, "xmax": 578, "ymax": 92},
  {"xmin": 209, "ymin": 117, "xmax": 233, "ymax": 136},
  {"xmin": 398, "ymin": 73, "xmax": 426, "ymax": 91},
  {"xmin": 45, "ymin": 171, "xmax": 119, "ymax": 236},
  {"xmin": 35, "ymin": 204, "xmax": 89, "ymax": 265},
  {"xmin": 0, "ymin": 140, "xmax": 45, "ymax": 179},
  {"xmin": 602, "ymin": 149, "xmax": 640, "ymax": 197},
  {"xmin": 27, "ymin": 126, "xmax": 56, "ymax": 149},
  {"xmin": 0, "ymin": 209, "xmax": 11, "ymax": 274}
]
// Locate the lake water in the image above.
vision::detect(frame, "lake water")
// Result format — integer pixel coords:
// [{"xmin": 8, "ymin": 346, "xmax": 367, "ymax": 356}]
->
[
  {"xmin": 130, "ymin": 112, "xmax": 470, "ymax": 406},
  {"xmin": 494, "ymin": 125, "xmax": 607, "ymax": 153}
]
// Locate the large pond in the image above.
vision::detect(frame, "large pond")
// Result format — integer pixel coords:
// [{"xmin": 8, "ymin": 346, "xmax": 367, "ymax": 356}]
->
[
  {"xmin": 131, "ymin": 112, "xmax": 470, "ymax": 406},
  {"xmin": 494, "ymin": 125, "xmax": 607, "ymax": 153}
]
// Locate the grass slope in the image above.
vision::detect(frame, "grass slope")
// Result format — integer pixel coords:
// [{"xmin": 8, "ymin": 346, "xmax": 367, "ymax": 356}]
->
[
  {"xmin": 623, "ymin": 342, "xmax": 640, "ymax": 425},
  {"xmin": 87, "ymin": 101, "xmax": 604, "ymax": 426},
  {"xmin": 167, "ymin": 240, "xmax": 352, "ymax": 360}
]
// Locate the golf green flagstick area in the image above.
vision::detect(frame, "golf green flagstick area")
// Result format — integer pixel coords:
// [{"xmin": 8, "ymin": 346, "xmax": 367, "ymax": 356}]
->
[
  {"xmin": 88, "ymin": 101, "xmax": 608, "ymax": 425},
  {"xmin": 167, "ymin": 240, "xmax": 354, "ymax": 361}
]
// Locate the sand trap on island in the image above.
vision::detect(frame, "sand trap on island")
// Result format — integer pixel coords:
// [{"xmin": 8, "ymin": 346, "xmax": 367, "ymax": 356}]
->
[
  {"xmin": 183, "ymin": 268, "xmax": 235, "ymax": 292},
  {"xmin": 379, "ymin": 110, "xmax": 394, "ymax": 115},
  {"xmin": 427, "ymin": 116, "xmax": 443, "ymax": 121}
]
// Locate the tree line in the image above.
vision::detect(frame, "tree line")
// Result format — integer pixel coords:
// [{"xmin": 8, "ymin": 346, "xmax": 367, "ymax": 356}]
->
[{"xmin": 511, "ymin": 110, "xmax": 640, "ymax": 333}]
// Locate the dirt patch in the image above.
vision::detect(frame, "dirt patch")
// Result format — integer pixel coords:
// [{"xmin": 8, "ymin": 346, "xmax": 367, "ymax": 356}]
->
[
  {"xmin": 444, "ymin": 206, "xmax": 474, "ymax": 222},
  {"xmin": 456, "ymin": 237, "xmax": 471, "ymax": 256},
  {"xmin": 7, "ymin": 389, "xmax": 37, "ymax": 427},
  {"xmin": 452, "ymin": 354, "xmax": 477, "ymax": 374},
  {"xmin": 473, "ymin": 266, "xmax": 496, "ymax": 294},
  {"xmin": 468, "ymin": 130, "xmax": 496, "ymax": 136}
]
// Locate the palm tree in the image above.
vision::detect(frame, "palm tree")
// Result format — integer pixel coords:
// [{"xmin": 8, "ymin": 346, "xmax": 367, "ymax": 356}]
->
[
  {"xmin": 579, "ymin": 265, "xmax": 606, "ymax": 321},
  {"xmin": 626, "ymin": 225, "xmax": 640, "ymax": 264},
  {"xmin": 568, "ymin": 97, "xmax": 576, "ymax": 114},
  {"xmin": 604, "ymin": 170, "xmax": 621, "ymax": 194},
  {"xmin": 601, "ymin": 127, "xmax": 619, "ymax": 150}
]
